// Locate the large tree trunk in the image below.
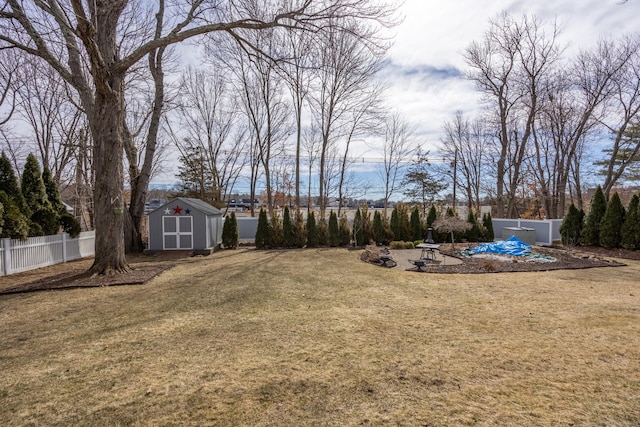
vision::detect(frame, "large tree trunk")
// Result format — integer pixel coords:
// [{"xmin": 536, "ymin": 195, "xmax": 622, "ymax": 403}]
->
[{"xmin": 89, "ymin": 74, "xmax": 130, "ymax": 275}]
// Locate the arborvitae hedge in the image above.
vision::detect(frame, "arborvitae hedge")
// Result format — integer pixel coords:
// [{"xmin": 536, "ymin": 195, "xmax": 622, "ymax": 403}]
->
[
  {"xmin": 621, "ymin": 194, "xmax": 640, "ymax": 250},
  {"xmin": 0, "ymin": 152, "xmax": 31, "ymax": 219},
  {"xmin": 372, "ymin": 210, "xmax": 384, "ymax": 245},
  {"xmin": 559, "ymin": 203, "xmax": 584, "ymax": 246},
  {"xmin": 222, "ymin": 211, "xmax": 239, "ymax": 249},
  {"xmin": 328, "ymin": 210, "xmax": 340, "ymax": 247},
  {"xmin": 581, "ymin": 186, "xmax": 607, "ymax": 246},
  {"xmin": 466, "ymin": 210, "xmax": 481, "ymax": 242},
  {"xmin": 282, "ymin": 206, "xmax": 294, "ymax": 247},
  {"xmin": 410, "ymin": 206, "xmax": 422, "ymax": 241},
  {"xmin": 317, "ymin": 217, "xmax": 329, "ymax": 246},
  {"xmin": 268, "ymin": 213, "xmax": 283, "ymax": 248},
  {"xmin": 306, "ymin": 211, "xmax": 318, "ymax": 247},
  {"xmin": 600, "ymin": 192, "xmax": 625, "ymax": 249},
  {"xmin": 352, "ymin": 208, "xmax": 364, "ymax": 246},
  {"xmin": 339, "ymin": 214, "xmax": 351, "ymax": 246},
  {"xmin": 0, "ymin": 191, "xmax": 29, "ymax": 240},
  {"xmin": 292, "ymin": 209, "xmax": 306, "ymax": 248},
  {"xmin": 481, "ymin": 212, "xmax": 494, "ymax": 242},
  {"xmin": 255, "ymin": 208, "xmax": 269, "ymax": 249},
  {"xmin": 427, "ymin": 205, "xmax": 437, "ymax": 227}
]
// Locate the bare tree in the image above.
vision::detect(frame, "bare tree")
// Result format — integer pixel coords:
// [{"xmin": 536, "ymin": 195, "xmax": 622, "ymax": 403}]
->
[
  {"xmin": 167, "ymin": 66, "xmax": 247, "ymax": 209},
  {"xmin": 464, "ymin": 13, "xmax": 561, "ymax": 218},
  {"xmin": 440, "ymin": 111, "xmax": 491, "ymax": 213},
  {"xmin": 378, "ymin": 110, "xmax": 417, "ymax": 215},
  {"xmin": 310, "ymin": 20, "xmax": 388, "ymax": 218},
  {"xmin": 0, "ymin": 0, "xmax": 396, "ymax": 275}
]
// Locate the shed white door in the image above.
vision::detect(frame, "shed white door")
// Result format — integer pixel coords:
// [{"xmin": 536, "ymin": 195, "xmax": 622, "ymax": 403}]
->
[{"xmin": 163, "ymin": 216, "xmax": 193, "ymax": 250}]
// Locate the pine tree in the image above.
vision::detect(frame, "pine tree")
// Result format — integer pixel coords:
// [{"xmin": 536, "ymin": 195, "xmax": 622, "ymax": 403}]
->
[
  {"xmin": 42, "ymin": 166, "xmax": 81, "ymax": 237},
  {"xmin": 390, "ymin": 203, "xmax": 411, "ymax": 242},
  {"xmin": 0, "ymin": 191, "xmax": 29, "ymax": 240},
  {"xmin": 621, "ymin": 194, "xmax": 640, "ymax": 250},
  {"xmin": 372, "ymin": 210, "xmax": 384, "ymax": 245},
  {"xmin": 328, "ymin": 210, "xmax": 340, "ymax": 247},
  {"xmin": 427, "ymin": 205, "xmax": 437, "ymax": 226},
  {"xmin": 255, "ymin": 208, "xmax": 269, "ymax": 249},
  {"xmin": 268, "ymin": 213, "xmax": 283, "ymax": 248},
  {"xmin": 466, "ymin": 210, "xmax": 481, "ymax": 242},
  {"xmin": 560, "ymin": 204, "xmax": 583, "ymax": 246},
  {"xmin": 222, "ymin": 212, "xmax": 239, "ymax": 249},
  {"xmin": 482, "ymin": 212, "xmax": 494, "ymax": 242},
  {"xmin": 22, "ymin": 154, "xmax": 58, "ymax": 236},
  {"xmin": 410, "ymin": 206, "xmax": 422, "ymax": 241},
  {"xmin": 282, "ymin": 206, "xmax": 294, "ymax": 247},
  {"xmin": 317, "ymin": 217, "xmax": 329, "ymax": 246},
  {"xmin": 0, "ymin": 152, "xmax": 31, "ymax": 219},
  {"xmin": 306, "ymin": 211, "xmax": 318, "ymax": 247},
  {"xmin": 352, "ymin": 208, "xmax": 364, "ymax": 246},
  {"xmin": 292, "ymin": 209, "xmax": 306, "ymax": 248},
  {"xmin": 581, "ymin": 186, "xmax": 607, "ymax": 246},
  {"xmin": 339, "ymin": 213, "xmax": 351, "ymax": 246},
  {"xmin": 599, "ymin": 192, "xmax": 625, "ymax": 248}
]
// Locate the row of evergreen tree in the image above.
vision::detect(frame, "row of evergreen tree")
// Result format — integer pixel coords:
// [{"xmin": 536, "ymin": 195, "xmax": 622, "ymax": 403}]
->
[
  {"xmin": 560, "ymin": 186, "xmax": 640, "ymax": 250},
  {"xmin": 0, "ymin": 152, "xmax": 80, "ymax": 240},
  {"xmin": 221, "ymin": 203, "xmax": 495, "ymax": 250}
]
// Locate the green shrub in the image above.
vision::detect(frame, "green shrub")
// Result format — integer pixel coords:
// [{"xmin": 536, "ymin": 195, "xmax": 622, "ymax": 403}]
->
[
  {"xmin": 255, "ymin": 208, "xmax": 269, "ymax": 249},
  {"xmin": 599, "ymin": 192, "xmax": 625, "ymax": 249},
  {"xmin": 427, "ymin": 205, "xmax": 437, "ymax": 227},
  {"xmin": 481, "ymin": 212, "xmax": 494, "ymax": 242},
  {"xmin": 317, "ymin": 217, "xmax": 329, "ymax": 246},
  {"xmin": 222, "ymin": 212, "xmax": 239, "ymax": 249},
  {"xmin": 559, "ymin": 203, "xmax": 583, "ymax": 246},
  {"xmin": 621, "ymin": 194, "xmax": 640, "ymax": 250},
  {"xmin": 306, "ymin": 211, "xmax": 318, "ymax": 248},
  {"xmin": 268, "ymin": 213, "xmax": 283, "ymax": 248},
  {"xmin": 292, "ymin": 209, "xmax": 306, "ymax": 248},
  {"xmin": 338, "ymin": 214, "xmax": 351, "ymax": 246},
  {"xmin": 60, "ymin": 212, "xmax": 81, "ymax": 238},
  {"xmin": 328, "ymin": 210, "xmax": 340, "ymax": 247},
  {"xmin": 352, "ymin": 208, "xmax": 364, "ymax": 246},
  {"xmin": 282, "ymin": 206, "xmax": 294, "ymax": 248},
  {"xmin": 410, "ymin": 206, "xmax": 422, "ymax": 241},
  {"xmin": 0, "ymin": 191, "xmax": 29, "ymax": 240},
  {"xmin": 581, "ymin": 186, "xmax": 606, "ymax": 246}
]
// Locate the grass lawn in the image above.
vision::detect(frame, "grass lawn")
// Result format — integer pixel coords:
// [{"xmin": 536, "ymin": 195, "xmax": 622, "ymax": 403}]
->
[{"xmin": 1, "ymin": 248, "xmax": 639, "ymax": 426}]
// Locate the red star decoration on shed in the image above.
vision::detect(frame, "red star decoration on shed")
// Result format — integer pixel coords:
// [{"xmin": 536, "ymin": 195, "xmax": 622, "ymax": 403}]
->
[{"xmin": 172, "ymin": 205, "xmax": 183, "ymax": 215}]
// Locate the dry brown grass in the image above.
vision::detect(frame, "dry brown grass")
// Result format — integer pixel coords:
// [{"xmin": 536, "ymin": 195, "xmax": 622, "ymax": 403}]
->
[{"xmin": 1, "ymin": 248, "xmax": 639, "ymax": 426}]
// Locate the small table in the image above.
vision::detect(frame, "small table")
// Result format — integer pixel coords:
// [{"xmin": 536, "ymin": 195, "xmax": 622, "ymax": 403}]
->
[
  {"xmin": 416, "ymin": 243, "xmax": 440, "ymax": 261},
  {"xmin": 410, "ymin": 258, "xmax": 428, "ymax": 272}
]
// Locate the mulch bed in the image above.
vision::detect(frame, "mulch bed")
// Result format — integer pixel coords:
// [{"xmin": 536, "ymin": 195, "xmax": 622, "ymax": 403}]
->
[
  {"xmin": 363, "ymin": 244, "xmax": 630, "ymax": 274},
  {"xmin": 0, "ymin": 265, "xmax": 172, "ymax": 295}
]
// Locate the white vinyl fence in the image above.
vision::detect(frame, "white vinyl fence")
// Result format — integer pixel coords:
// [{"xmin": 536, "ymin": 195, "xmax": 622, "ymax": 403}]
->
[
  {"xmin": 0, "ymin": 231, "xmax": 95, "ymax": 276},
  {"xmin": 492, "ymin": 218, "xmax": 563, "ymax": 246}
]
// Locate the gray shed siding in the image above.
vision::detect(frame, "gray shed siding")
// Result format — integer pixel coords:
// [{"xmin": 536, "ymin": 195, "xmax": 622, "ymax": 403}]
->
[{"xmin": 147, "ymin": 198, "xmax": 222, "ymax": 251}]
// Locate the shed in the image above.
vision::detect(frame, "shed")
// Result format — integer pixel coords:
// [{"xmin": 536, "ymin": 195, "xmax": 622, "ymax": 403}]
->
[{"xmin": 147, "ymin": 197, "xmax": 222, "ymax": 252}]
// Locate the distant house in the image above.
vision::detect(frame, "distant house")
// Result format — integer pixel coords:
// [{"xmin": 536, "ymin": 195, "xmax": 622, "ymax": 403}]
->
[{"xmin": 147, "ymin": 197, "xmax": 222, "ymax": 252}]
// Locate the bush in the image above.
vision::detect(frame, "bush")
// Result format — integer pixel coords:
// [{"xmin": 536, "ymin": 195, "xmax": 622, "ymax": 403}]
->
[
  {"xmin": 581, "ymin": 186, "xmax": 607, "ymax": 246},
  {"xmin": 466, "ymin": 210, "xmax": 481, "ymax": 242},
  {"xmin": 282, "ymin": 206, "xmax": 294, "ymax": 248},
  {"xmin": 352, "ymin": 208, "xmax": 364, "ymax": 246},
  {"xmin": 621, "ymin": 194, "xmax": 640, "ymax": 250},
  {"xmin": 328, "ymin": 211, "xmax": 340, "ymax": 247},
  {"xmin": 338, "ymin": 214, "xmax": 351, "ymax": 246},
  {"xmin": 255, "ymin": 208, "xmax": 269, "ymax": 249},
  {"xmin": 559, "ymin": 203, "xmax": 584, "ymax": 246},
  {"xmin": 599, "ymin": 192, "xmax": 625, "ymax": 249},
  {"xmin": 0, "ymin": 191, "xmax": 29, "ymax": 240},
  {"xmin": 292, "ymin": 209, "xmax": 306, "ymax": 248},
  {"xmin": 222, "ymin": 212, "xmax": 239, "ymax": 249},
  {"xmin": 410, "ymin": 206, "xmax": 423, "ymax": 241},
  {"xmin": 427, "ymin": 205, "xmax": 437, "ymax": 227},
  {"xmin": 481, "ymin": 212, "xmax": 494, "ymax": 242},
  {"xmin": 317, "ymin": 217, "xmax": 329, "ymax": 246},
  {"xmin": 390, "ymin": 203, "xmax": 411, "ymax": 242},
  {"xmin": 60, "ymin": 211, "xmax": 81, "ymax": 238},
  {"xmin": 390, "ymin": 241, "xmax": 414, "ymax": 249},
  {"xmin": 268, "ymin": 213, "xmax": 283, "ymax": 248},
  {"xmin": 306, "ymin": 211, "xmax": 318, "ymax": 248}
]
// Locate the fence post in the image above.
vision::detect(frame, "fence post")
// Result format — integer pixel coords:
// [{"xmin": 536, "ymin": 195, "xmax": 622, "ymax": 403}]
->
[
  {"xmin": 2, "ymin": 238, "xmax": 11, "ymax": 276},
  {"xmin": 62, "ymin": 233, "xmax": 67, "ymax": 263}
]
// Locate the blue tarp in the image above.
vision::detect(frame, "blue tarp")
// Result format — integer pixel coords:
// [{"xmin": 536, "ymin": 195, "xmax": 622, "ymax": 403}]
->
[{"xmin": 467, "ymin": 236, "xmax": 531, "ymax": 257}]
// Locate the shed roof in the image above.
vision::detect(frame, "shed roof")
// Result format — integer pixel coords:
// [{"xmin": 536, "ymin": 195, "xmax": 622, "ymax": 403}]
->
[{"xmin": 153, "ymin": 197, "xmax": 222, "ymax": 216}]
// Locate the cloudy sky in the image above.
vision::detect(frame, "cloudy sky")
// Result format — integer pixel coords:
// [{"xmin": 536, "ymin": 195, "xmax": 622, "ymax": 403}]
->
[{"xmin": 382, "ymin": 0, "xmax": 640, "ymax": 150}]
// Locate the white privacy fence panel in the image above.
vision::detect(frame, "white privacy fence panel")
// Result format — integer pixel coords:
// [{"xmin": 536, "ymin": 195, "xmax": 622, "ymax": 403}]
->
[
  {"xmin": 0, "ymin": 231, "xmax": 95, "ymax": 276},
  {"xmin": 492, "ymin": 218, "xmax": 563, "ymax": 246}
]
